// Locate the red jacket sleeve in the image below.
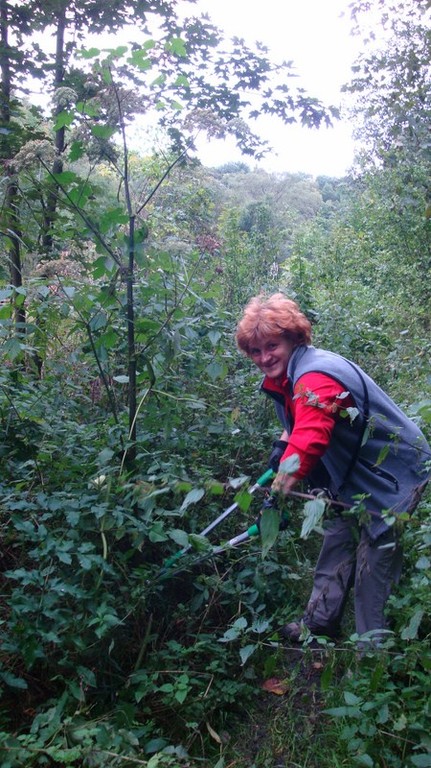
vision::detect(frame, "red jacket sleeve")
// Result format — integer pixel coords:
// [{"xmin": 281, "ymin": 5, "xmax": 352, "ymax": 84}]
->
[{"xmin": 280, "ymin": 372, "xmax": 355, "ymax": 480}]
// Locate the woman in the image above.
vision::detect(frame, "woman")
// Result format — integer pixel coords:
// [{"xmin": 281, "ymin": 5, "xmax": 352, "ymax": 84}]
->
[{"xmin": 236, "ymin": 293, "xmax": 430, "ymax": 642}]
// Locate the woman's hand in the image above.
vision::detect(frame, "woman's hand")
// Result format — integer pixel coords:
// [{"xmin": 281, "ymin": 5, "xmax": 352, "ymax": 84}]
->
[{"xmin": 271, "ymin": 471, "xmax": 298, "ymax": 496}]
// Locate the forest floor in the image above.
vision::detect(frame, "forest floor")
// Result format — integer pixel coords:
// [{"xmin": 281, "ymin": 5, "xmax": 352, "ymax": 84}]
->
[{"xmin": 225, "ymin": 640, "xmax": 348, "ymax": 768}]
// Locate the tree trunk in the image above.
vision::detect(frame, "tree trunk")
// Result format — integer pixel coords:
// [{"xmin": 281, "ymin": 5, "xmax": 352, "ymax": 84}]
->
[
  {"xmin": 0, "ymin": 0, "xmax": 25, "ymax": 328},
  {"xmin": 41, "ymin": 1, "xmax": 67, "ymax": 254}
]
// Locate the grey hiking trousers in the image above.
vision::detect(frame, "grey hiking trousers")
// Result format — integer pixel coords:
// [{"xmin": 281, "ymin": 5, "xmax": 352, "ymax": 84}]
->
[{"xmin": 303, "ymin": 516, "xmax": 403, "ymax": 639}]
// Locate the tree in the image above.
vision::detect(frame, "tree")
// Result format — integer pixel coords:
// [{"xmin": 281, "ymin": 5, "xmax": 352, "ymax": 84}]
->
[
  {"xmin": 345, "ymin": 0, "xmax": 431, "ymax": 170},
  {"xmin": 1, "ymin": 0, "xmax": 339, "ymax": 457}
]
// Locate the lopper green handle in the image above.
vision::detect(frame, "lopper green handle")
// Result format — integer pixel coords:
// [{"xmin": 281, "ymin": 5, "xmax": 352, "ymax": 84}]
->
[
  {"xmin": 255, "ymin": 468, "xmax": 276, "ymax": 487},
  {"xmin": 160, "ymin": 469, "xmax": 276, "ymax": 574}
]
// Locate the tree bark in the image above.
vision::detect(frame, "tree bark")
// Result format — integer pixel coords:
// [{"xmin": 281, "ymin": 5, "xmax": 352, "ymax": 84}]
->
[
  {"xmin": 0, "ymin": 0, "xmax": 25, "ymax": 327},
  {"xmin": 41, "ymin": 1, "xmax": 67, "ymax": 254}
]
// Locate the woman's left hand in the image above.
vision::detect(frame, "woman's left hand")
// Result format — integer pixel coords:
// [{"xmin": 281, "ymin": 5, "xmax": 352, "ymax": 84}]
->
[{"xmin": 271, "ymin": 471, "xmax": 298, "ymax": 496}]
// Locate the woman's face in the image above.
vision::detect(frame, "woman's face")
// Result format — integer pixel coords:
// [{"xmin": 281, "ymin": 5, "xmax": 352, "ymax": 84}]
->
[{"xmin": 249, "ymin": 335, "xmax": 295, "ymax": 380}]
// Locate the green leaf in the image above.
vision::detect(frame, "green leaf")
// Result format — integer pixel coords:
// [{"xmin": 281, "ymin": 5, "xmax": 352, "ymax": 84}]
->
[
  {"xmin": 79, "ymin": 47, "xmax": 101, "ymax": 59},
  {"xmin": 69, "ymin": 182, "xmax": 93, "ymax": 206},
  {"xmin": 300, "ymin": 499, "xmax": 326, "ymax": 539},
  {"xmin": 168, "ymin": 529, "xmax": 189, "ymax": 548},
  {"xmin": 89, "ymin": 312, "xmax": 108, "ymax": 332},
  {"xmin": 151, "ymin": 74, "xmax": 166, "ymax": 87},
  {"xmin": 174, "ymin": 74, "xmax": 190, "ymax": 88},
  {"xmin": 99, "ymin": 207, "xmax": 130, "ymax": 232},
  {"xmin": 251, "ymin": 618, "xmax": 270, "ymax": 634},
  {"xmin": 158, "ymin": 683, "xmax": 174, "ymax": 693},
  {"xmin": 375, "ymin": 444, "xmax": 390, "ymax": 466},
  {"xmin": 91, "ymin": 125, "xmax": 117, "ymax": 140},
  {"xmin": 175, "ymin": 688, "xmax": 188, "ymax": 704},
  {"xmin": 76, "ymin": 101, "xmax": 100, "ymax": 117},
  {"xmin": 129, "ymin": 48, "xmax": 153, "ymax": 71},
  {"xmin": 260, "ymin": 507, "xmax": 280, "ymax": 558},
  {"xmin": 410, "ymin": 757, "xmax": 431, "ymax": 768},
  {"xmin": 320, "ymin": 663, "xmax": 333, "ymax": 691},
  {"xmin": 53, "ymin": 111, "xmax": 75, "ymax": 130},
  {"xmin": 228, "ymin": 475, "xmax": 249, "ymax": 490},
  {"xmin": 53, "ymin": 170, "xmax": 78, "ymax": 185},
  {"xmin": 392, "ymin": 713, "xmax": 407, "ymax": 731},
  {"xmin": 0, "ymin": 303, "xmax": 12, "ymax": 320},
  {"xmin": 207, "ymin": 480, "xmax": 224, "ymax": 495},
  {"xmin": 97, "ymin": 448, "xmax": 114, "ymax": 465},
  {"xmin": 205, "ymin": 361, "xmax": 227, "ymax": 380},
  {"xmin": 145, "ymin": 738, "xmax": 169, "ymax": 755},
  {"xmin": 234, "ymin": 488, "xmax": 253, "ymax": 513},
  {"xmin": 0, "ymin": 670, "xmax": 28, "ymax": 689},
  {"xmin": 3, "ymin": 337, "xmax": 24, "ymax": 359},
  {"xmin": 180, "ymin": 488, "xmax": 205, "ymax": 511},
  {"xmin": 401, "ymin": 610, "xmax": 424, "ymax": 640},
  {"xmin": 68, "ymin": 140, "xmax": 85, "ymax": 161},
  {"xmin": 279, "ymin": 454, "xmax": 300, "ymax": 475},
  {"xmin": 108, "ymin": 45, "xmax": 128, "ymax": 58},
  {"xmin": 149, "ymin": 523, "xmax": 167, "ymax": 543},
  {"xmin": 323, "ymin": 706, "xmax": 362, "ymax": 718},
  {"xmin": 345, "ymin": 406, "xmax": 360, "ymax": 423},
  {"xmin": 208, "ymin": 330, "xmax": 221, "ymax": 345},
  {"xmin": 354, "ymin": 755, "xmax": 374, "ymax": 767},
  {"xmin": 240, "ymin": 644, "xmax": 257, "ymax": 665},
  {"xmin": 344, "ymin": 691, "xmax": 363, "ymax": 706},
  {"xmin": 167, "ymin": 37, "xmax": 187, "ymax": 57}
]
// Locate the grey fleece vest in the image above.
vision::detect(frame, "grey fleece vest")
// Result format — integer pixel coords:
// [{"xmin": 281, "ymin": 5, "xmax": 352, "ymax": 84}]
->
[{"xmin": 264, "ymin": 345, "xmax": 430, "ymax": 539}]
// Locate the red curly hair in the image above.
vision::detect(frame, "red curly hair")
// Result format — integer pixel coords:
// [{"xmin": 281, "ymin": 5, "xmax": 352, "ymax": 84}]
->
[{"xmin": 236, "ymin": 293, "xmax": 312, "ymax": 355}]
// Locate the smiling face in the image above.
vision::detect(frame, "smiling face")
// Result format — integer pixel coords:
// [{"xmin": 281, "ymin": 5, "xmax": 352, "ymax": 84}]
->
[{"xmin": 249, "ymin": 335, "xmax": 295, "ymax": 380}]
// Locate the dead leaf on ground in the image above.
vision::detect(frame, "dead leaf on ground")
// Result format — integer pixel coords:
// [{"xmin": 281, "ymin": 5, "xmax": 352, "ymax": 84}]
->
[{"xmin": 261, "ymin": 677, "xmax": 289, "ymax": 695}]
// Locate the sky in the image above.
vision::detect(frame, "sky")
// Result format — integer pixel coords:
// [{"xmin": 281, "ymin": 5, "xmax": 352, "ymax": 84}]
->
[
  {"xmin": 32, "ymin": 0, "xmax": 364, "ymax": 178},
  {"xmin": 176, "ymin": 0, "xmax": 362, "ymax": 177}
]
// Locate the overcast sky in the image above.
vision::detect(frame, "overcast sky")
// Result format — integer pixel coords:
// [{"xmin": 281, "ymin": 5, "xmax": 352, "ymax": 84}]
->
[{"xmin": 177, "ymin": 0, "xmax": 362, "ymax": 177}]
